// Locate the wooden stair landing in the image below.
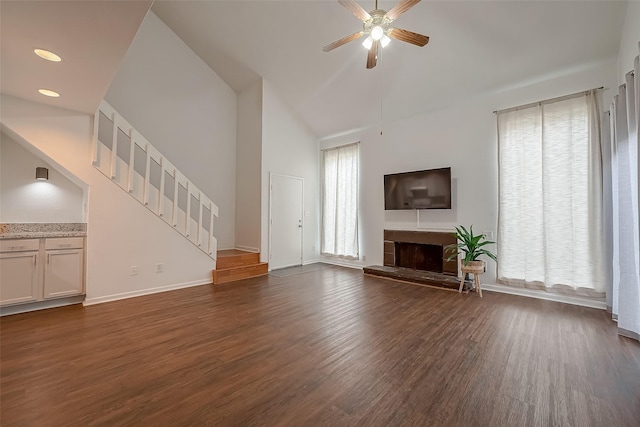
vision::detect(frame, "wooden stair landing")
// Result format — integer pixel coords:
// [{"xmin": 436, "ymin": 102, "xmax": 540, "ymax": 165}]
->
[{"xmin": 212, "ymin": 250, "xmax": 268, "ymax": 284}]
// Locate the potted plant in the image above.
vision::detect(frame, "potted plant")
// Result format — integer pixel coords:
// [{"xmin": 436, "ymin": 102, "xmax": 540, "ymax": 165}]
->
[
  {"xmin": 446, "ymin": 225, "xmax": 497, "ymax": 265},
  {"xmin": 445, "ymin": 225, "xmax": 497, "ymax": 292}
]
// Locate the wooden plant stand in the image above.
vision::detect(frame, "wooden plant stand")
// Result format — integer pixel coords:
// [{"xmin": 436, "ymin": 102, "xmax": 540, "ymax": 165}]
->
[{"xmin": 459, "ymin": 260, "xmax": 485, "ymax": 297}]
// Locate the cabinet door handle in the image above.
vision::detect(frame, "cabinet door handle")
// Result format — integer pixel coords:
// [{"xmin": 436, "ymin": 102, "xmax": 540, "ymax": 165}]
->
[
  {"xmin": 58, "ymin": 244, "xmax": 72, "ymax": 248},
  {"xmin": 34, "ymin": 254, "xmax": 37, "ymax": 267},
  {"xmin": 47, "ymin": 253, "xmax": 50, "ymax": 265}
]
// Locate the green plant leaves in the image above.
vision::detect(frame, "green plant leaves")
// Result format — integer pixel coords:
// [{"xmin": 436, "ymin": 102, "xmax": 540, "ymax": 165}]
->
[{"xmin": 446, "ymin": 225, "xmax": 497, "ymax": 264}]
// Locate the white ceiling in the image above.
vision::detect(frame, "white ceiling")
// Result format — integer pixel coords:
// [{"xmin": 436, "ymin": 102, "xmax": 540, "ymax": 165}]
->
[
  {"xmin": 152, "ymin": 0, "xmax": 628, "ymax": 138},
  {"xmin": 0, "ymin": 0, "xmax": 152, "ymax": 114},
  {"xmin": 0, "ymin": 1, "xmax": 628, "ymax": 139}
]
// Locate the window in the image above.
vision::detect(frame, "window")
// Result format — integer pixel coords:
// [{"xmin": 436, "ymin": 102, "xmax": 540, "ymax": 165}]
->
[
  {"xmin": 322, "ymin": 143, "xmax": 359, "ymax": 258},
  {"xmin": 497, "ymin": 90, "xmax": 605, "ymax": 295}
]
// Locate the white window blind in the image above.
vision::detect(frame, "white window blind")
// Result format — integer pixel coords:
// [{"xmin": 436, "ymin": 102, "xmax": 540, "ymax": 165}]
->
[
  {"xmin": 322, "ymin": 143, "xmax": 359, "ymax": 258},
  {"xmin": 497, "ymin": 90, "xmax": 605, "ymax": 295}
]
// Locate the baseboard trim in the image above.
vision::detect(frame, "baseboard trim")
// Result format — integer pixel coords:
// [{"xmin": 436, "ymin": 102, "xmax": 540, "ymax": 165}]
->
[
  {"xmin": 482, "ymin": 283, "xmax": 607, "ymax": 310},
  {"xmin": 303, "ymin": 259, "xmax": 322, "ymax": 266},
  {"xmin": 83, "ymin": 279, "xmax": 211, "ymax": 306},
  {"xmin": 318, "ymin": 258, "xmax": 364, "ymax": 270},
  {"xmin": 235, "ymin": 245, "xmax": 260, "ymax": 253},
  {"xmin": 618, "ymin": 327, "xmax": 640, "ymax": 342},
  {"xmin": 1, "ymin": 295, "xmax": 85, "ymax": 317}
]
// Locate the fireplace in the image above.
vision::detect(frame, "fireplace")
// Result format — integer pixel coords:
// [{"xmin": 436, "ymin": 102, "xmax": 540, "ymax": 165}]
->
[
  {"xmin": 364, "ymin": 229, "xmax": 461, "ymax": 290},
  {"xmin": 383, "ymin": 230, "xmax": 457, "ymax": 276},
  {"xmin": 395, "ymin": 242, "xmax": 443, "ymax": 273}
]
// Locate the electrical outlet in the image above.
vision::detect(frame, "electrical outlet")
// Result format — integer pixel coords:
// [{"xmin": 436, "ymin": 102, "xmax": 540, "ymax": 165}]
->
[
  {"xmin": 155, "ymin": 263, "xmax": 164, "ymax": 273},
  {"xmin": 130, "ymin": 266, "xmax": 138, "ymax": 276},
  {"xmin": 483, "ymin": 231, "xmax": 494, "ymax": 240}
]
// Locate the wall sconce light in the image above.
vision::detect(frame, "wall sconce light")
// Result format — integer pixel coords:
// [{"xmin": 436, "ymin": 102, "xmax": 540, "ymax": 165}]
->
[{"xmin": 36, "ymin": 167, "xmax": 49, "ymax": 181}]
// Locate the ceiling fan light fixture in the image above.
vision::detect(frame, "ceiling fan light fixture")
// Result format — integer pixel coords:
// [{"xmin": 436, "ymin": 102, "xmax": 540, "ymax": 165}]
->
[
  {"xmin": 323, "ymin": 0, "xmax": 429, "ymax": 69},
  {"xmin": 370, "ymin": 25, "xmax": 384, "ymax": 40},
  {"xmin": 362, "ymin": 36, "xmax": 373, "ymax": 50}
]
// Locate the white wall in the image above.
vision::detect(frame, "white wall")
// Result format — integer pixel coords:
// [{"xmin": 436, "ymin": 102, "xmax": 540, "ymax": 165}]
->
[
  {"xmin": 1, "ymin": 95, "xmax": 216, "ymax": 303},
  {"xmin": 617, "ymin": 1, "xmax": 640, "ymax": 82},
  {"xmin": 105, "ymin": 11, "xmax": 237, "ymax": 249},
  {"xmin": 261, "ymin": 80, "xmax": 319, "ymax": 265},
  {"xmin": 235, "ymin": 80, "xmax": 263, "ymax": 252},
  {"xmin": 320, "ymin": 59, "xmax": 619, "ymax": 283},
  {"xmin": 0, "ymin": 132, "xmax": 85, "ymax": 223}
]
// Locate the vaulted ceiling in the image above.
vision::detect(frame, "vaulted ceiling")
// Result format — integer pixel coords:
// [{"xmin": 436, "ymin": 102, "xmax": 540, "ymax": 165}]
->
[
  {"xmin": 153, "ymin": 1, "xmax": 628, "ymax": 138},
  {"xmin": 1, "ymin": 1, "xmax": 630, "ymax": 139}
]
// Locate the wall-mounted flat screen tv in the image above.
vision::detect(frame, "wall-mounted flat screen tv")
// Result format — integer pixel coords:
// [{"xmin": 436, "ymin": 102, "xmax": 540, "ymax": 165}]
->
[{"xmin": 384, "ymin": 167, "xmax": 452, "ymax": 210}]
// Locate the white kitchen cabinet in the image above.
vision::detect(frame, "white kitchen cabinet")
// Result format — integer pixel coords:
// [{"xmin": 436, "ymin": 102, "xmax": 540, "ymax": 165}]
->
[
  {"xmin": 0, "ymin": 237, "xmax": 85, "ymax": 308},
  {"xmin": 44, "ymin": 240, "xmax": 84, "ymax": 298},
  {"xmin": 0, "ymin": 248, "xmax": 41, "ymax": 306}
]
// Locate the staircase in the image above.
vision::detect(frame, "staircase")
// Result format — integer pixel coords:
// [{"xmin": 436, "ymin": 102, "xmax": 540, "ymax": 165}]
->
[
  {"xmin": 92, "ymin": 101, "xmax": 218, "ymax": 262},
  {"xmin": 212, "ymin": 250, "xmax": 268, "ymax": 284}
]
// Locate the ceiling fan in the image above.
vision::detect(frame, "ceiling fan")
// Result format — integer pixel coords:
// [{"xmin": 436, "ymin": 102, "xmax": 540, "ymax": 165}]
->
[{"xmin": 323, "ymin": 0, "xmax": 429, "ymax": 69}]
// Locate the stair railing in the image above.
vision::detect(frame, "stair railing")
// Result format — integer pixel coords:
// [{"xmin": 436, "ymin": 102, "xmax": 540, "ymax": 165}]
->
[{"xmin": 92, "ymin": 100, "xmax": 218, "ymax": 260}]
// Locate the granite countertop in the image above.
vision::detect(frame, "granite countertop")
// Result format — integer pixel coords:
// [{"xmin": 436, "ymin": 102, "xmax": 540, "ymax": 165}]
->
[{"xmin": 0, "ymin": 223, "xmax": 87, "ymax": 240}]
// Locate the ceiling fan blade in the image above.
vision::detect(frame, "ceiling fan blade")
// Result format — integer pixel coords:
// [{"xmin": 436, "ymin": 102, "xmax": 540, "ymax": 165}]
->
[
  {"xmin": 366, "ymin": 40, "xmax": 379, "ymax": 69},
  {"xmin": 385, "ymin": 0, "xmax": 421, "ymax": 21},
  {"xmin": 338, "ymin": 0, "xmax": 371, "ymax": 21},
  {"xmin": 388, "ymin": 27, "xmax": 429, "ymax": 47},
  {"xmin": 323, "ymin": 32, "xmax": 364, "ymax": 52}
]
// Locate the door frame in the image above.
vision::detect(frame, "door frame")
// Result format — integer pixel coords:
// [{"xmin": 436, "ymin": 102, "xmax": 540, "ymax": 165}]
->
[{"xmin": 269, "ymin": 172, "xmax": 304, "ymax": 269}]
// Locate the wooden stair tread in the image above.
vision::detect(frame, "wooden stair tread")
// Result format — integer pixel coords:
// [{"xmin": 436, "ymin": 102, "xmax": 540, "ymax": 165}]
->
[
  {"xmin": 217, "ymin": 249, "xmax": 255, "ymax": 257},
  {"xmin": 216, "ymin": 250, "xmax": 260, "ymax": 269},
  {"xmin": 213, "ymin": 250, "xmax": 267, "ymax": 285},
  {"xmin": 212, "ymin": 262, "xmax": 268, "ymax": 285}
]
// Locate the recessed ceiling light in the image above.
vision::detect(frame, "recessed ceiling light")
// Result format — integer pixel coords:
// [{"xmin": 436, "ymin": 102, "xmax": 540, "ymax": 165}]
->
[
  {"xmin": 34, "ymin": 48, "xmax": 62, "ymax": 62},
  {"xmin": 38, "ymin": 89, "xmax": 60, "ymax": 98}
]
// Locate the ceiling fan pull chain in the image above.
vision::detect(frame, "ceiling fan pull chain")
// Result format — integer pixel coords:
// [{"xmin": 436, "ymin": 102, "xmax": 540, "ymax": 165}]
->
[{"xmin": 380, "ymin": 63, "xmax": 384, "ymax": 136}]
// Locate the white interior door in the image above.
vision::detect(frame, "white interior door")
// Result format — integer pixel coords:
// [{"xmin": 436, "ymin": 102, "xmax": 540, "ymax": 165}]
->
[{"xmin": 270, "ymin": 173, "xmax": 303, "ymax": 269}]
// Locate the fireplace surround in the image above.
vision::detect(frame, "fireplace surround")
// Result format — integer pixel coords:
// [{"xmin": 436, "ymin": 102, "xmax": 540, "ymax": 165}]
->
[{"xmin": 363, "ymin": 229, "xmax": 461, "ymax": 290}]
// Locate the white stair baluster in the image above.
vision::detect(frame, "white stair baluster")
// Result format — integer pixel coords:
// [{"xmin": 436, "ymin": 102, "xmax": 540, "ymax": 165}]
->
[
  {"xmin": 185, "ymin": 182, "xmax": 191, "ymax": 237},
  {"xmin": 209, "ymin": 201, "xmax": 215, "ymax": 255},
  {"xmin": 158, "ymin": 157, "xmax": 165, "ymax": 217},
  {"xmin": 143, "ymin": 144, "xmax": 151, "ymax": 206},
  {"xmin": 172, "ymin": 170, "xmax": 179, "ymax": 227},
  {"xmin": 110, "ymin": 115, "xmax": 119, "ymax": 180},
  {"xmin": 92, "ymin": 111, "xmax": 100, "ymax": 166},
  {"xmin": 127, "ymin": 131, "xmax": 136, "ymax": 193},
  {"xmin": 196, "ymin": 192, "xmax": 202, "ymax": 246}
]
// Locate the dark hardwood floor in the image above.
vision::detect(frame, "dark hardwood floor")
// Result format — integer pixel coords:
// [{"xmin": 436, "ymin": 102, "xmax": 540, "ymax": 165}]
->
[{"xmin": 1, "ymin": 264, "xmax": 639, "ymax": 426}]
